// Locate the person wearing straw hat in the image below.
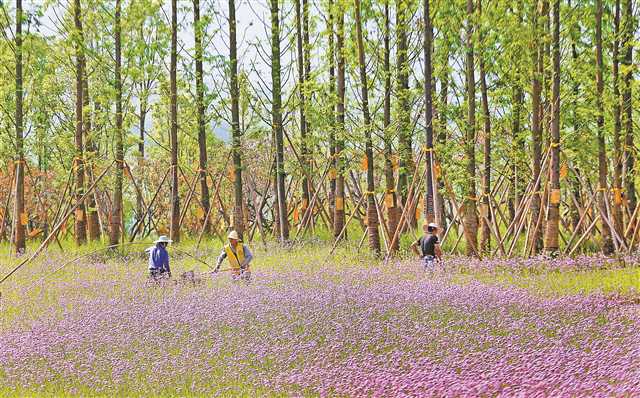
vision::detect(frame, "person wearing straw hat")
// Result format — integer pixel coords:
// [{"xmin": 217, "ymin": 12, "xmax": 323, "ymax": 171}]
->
[
  {"xmin": 411, "ymin": 222, "xmax": 442, "ymax": 269},
  {"xmin": 147, "ymin": 235, "xmax": 173, "ymax": 279},
  {"xmin": 214, "ymin": 230, "xmax": 253, "ymax": 282}
]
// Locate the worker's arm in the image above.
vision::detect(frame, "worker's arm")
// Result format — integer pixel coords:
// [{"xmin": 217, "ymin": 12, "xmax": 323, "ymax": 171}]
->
[
  {"xmin": 214, "ymin": 250, "xmax": 227, "ymax": 272},
  {"xmin": 410, "ymin": 239, "xmax": 421, "ymax": 258},
  {"xmin": 241, "ymin": 245, "xmax": 253, "ymax": 268},
  {"xmin": 434, "ymin": 243, "xmax": 443, "ymax": 261},
  {"xmin": 164, "ymin": 252, "xmax": 171, "ymax": 277}
]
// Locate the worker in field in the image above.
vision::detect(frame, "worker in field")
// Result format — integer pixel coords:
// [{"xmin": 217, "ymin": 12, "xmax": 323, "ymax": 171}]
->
[
  {"xmin": 214, "ymin": 230, "xmax": 253, "ymax": 282},
  {"xmin": 147, "ymin": 235, "xmax": 172, "ymax": 279},
  {"xmin": 411, "ymin": 222, "xmax": 442, "ymax": 269}
]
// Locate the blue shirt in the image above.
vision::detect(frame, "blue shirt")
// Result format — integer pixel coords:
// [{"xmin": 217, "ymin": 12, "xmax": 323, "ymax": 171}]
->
[{"xmin": 148, "ymin": 244, "xmax": 170, "ymax": 273}]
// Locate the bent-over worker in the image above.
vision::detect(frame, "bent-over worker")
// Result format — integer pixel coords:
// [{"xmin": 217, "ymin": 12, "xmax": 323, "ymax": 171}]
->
[
  {"xmin": 214, "ymin": 230, "xmax": 253, "ymax": 282},
  {"xmin": 411, "ymin": 222, "xmax": 442, "ymax": 269},
  {"xmin": 148, "ymin": 235, "xmax": 172, "ymax": 278}
]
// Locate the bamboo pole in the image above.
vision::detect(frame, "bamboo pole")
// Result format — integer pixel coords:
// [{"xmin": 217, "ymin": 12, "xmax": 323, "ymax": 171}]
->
[
  {"xmin": 129, "ymin": 167, "xmax": 170, "ymax": 242},
  {"xmin": 568, "ymin": 215, "xmax": 600, "ymax": 256},
  {"xmin": 0, "ymin": 160, "xmax": 115, "ymax": 287},
  {"xmin": 384, "ymin": 150, "xmax": 426, "ymax": 261},
  {"xmin": 327, "ymin": 193, "xmax": 366, "ymax": 257}
]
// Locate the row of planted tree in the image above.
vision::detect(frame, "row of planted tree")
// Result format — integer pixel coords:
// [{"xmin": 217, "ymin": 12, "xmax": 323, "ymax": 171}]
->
[{"xmin": 0, "ymin": 0, "xmax": 637, "ymax": 258}]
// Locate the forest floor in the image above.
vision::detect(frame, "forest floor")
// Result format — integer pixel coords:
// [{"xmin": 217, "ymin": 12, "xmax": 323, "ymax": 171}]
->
[{"xmin": 0, "ymin": 239, "xmax": 639, "ymax": 397}]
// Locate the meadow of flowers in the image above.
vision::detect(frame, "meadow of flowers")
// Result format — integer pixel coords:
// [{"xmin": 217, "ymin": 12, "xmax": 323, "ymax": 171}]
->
[{"xmin": 0, "ymin": 247, "xmax": 639, "ymax": 397}]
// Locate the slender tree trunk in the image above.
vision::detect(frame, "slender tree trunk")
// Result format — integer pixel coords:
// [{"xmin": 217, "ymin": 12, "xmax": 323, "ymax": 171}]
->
[
  {"xmin": 423, "ymin": 0, "xmax": 436, "ymax": 229},
  {"xmin": 544, "ymin": 0, "xmax": 560, "ymax": 253},
  {"xmin": 271, "ymin": 0, "xmax": 289, "ymax": 241},
  {"xmin": 437, "ymin": 42, "xmax": 450, "ymax": 232},
  {"xmin": 194, "ymin": 0, "xmax": 211, "ymax": 235},
  {"xmin": 613, "ymin": 0, "xmax": 624, "ymax": 237},
  {"xmin": 595, "ymin": 0, "xmax": 613, "ymax": 253},
  {"xmin": 14, "ymin": 0, "xmax": 26, "ymax": 255},
  {"xmin": 569, "ymin": 1, "xmax": 583, "ymax": 235},
  {"xmin": 303, "ymin": 0, "xmax": 312, "ymax": 185},
  {"xmin": 354, "ymin": 0, "xmax": 381, "ymax": 254},
  {"xmin": 463, "ymin": 0, "xmax": 478, "ymax": 256},
  {"xmin": 622, "ymin": 0, "xmax": 635, "ymax": 217},
  {"xmin": 169, "ymin": 0, "xmax": 180, "ymax": 242},
  {"xmin": 109, "ymin": 0, "xmax": 124, "ymax": 246},
  {"xmin": 83, "ymin": 66, "xmax": 100, "ymax": 240},
  {"xmin": 295, "ymin": 0, "xmax": 310, "ymax": 215},
  {"xmin": 230, "ymin": 0, "xmax": 243, "ymax": 237},
  {"xmin": 529, "ymin": 0, "xmax": 544, "ymax": 254},
  {"xmin": 333, "ymin": 5, "xmax": 346, "ymax": 240},
  {"xmin": 478, "ymin": 0, "xmax": 491, "ymax": 253},
  {"xmin": 543, "ymin": 0, "xmax": 551, "ymax": 149},
  {"xmin": 396, "ymin": 0, "xmax": 414, "ymax": 227},
  {"xmin": 509, "ymin": 6, "xmax": 524, "ymax": 223},
  {"xmin": 327, "ymin": 0, "xmax": 336, "ymax": 228},
  {"xmin": 383, "ymin": 0, "xmax": 400, "ymax": 252},
  {"xmin": 136, "ymin": 92, "xmax": 147, "ymax": 229},
  {"xmin": 73, "ymin": 0, "xmax": 87, "ymax": 245},
  {"xmin": 510, "ymin": 85, "xmax": 523, "ymax": 222}
]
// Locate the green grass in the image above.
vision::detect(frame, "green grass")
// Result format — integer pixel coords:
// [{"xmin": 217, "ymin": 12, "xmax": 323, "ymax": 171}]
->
[{"xmin": 455, "ymin": 265, "xmax": 640, "ymax": 297}]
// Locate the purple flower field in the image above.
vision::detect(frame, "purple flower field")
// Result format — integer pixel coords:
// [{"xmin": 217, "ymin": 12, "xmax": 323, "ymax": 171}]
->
[{"xmin": 1, "ymin": 255, "xmax": 639, "ymax": 397}]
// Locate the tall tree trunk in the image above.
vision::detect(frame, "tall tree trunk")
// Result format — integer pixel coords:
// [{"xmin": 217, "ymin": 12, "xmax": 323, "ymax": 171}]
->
[
  {"xmin": 136, "ymin": 91, "xmax": 146, "ymax": 231},
  {"xmin": 354, "ymin": 0, "xmax": 381, "ymax": 254},
  {"xmin": 396, "ymin": 0, "xmax": 414, "ymax": 227},
  {"xmin": 510, "ymin": 85, "xmax": 523, "ymax": 222},
  {"xmin": 109, "ymin": 0, "xmax": 124, "ymax": 246},
  {"xmin": 73, "ymin": 0, "xmax": 87, "ymax": 245},
  {"xmin": 622, "ymin": 0, "xmax": 636, "ymax": 218},
  {"xmin": 463, "ymin": 0, "xmax": 478, "ymax": 256},
  {"xmin": 613, "ymin": 0, "xmax": 624, "ymax": 238},
  {"xmin": 327, "ymin": 0, "xmax": 336, "ymax": 228},
  {"xmin": 509, "ymin": 6, "xmax": 524, "ymax": 223},
  {"xmin": 478, "ymin": 0, "xmax": 491, "ymax": 253},
  {"xmin": 437, "ymin": 42, "xmax": 450, "ymax": 233},
  {"xmin": 83, "ymin": 67, "xmax": 101, "ymax": 240},
  {"xmin": 194, "ymin": 0, "xmax": 211, "ymax": 235},
  {"xmin": 229, "ymin": 0, "xmax": 244, "ymax": 236},
  {"xmin": 13, "ymin": 0, "xmax": 25, "ymax": 255},
  {"xmin": 543, "ymin": 0, "xmax": 551, "ymax": 149},
  {"xmin": 333, "ymin": 5, "xmax": 346, "ymax": 240},
  {"xmin": 595, "ymin": 0, "xmax": 613, "ymax": 253},
  {"xmin": 169, "ymin": 0, "xmax": 180, "ymax": 242},
  {"xmin": 544, "ymin": 0, "xmax": 560, "ymax": 253},
  {"xmin": 295, "ymin": 0, "xmax": 309, "ymax": 215},
  {"xmin": 383, "ymin": 0, "xmax": 400, "ymax": 252},
  {"xmin": 529, "ymin": 0, "xmax": 544, "ymax": 254},
  {"xmin": 423, "ymin": 0, "xmax": 436, "ymax": 229},
  {"xmin": 568, "ymin": 1, "xmax": 583, "ymax": 235},
  {"xmin": 271, "ymin": 0, "xmax": 289, "ymax": 241},
  {"xmin": 303, "ymin": 0, "xmax": 312, "ymax": 185}
]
